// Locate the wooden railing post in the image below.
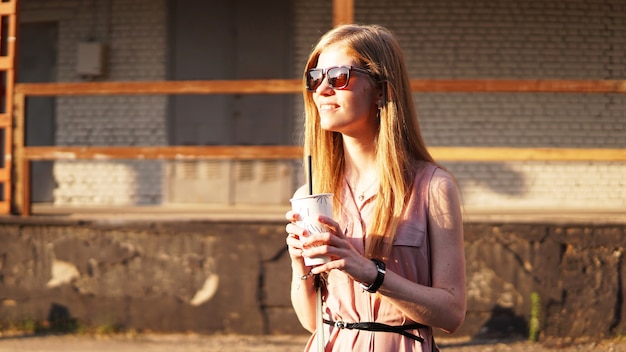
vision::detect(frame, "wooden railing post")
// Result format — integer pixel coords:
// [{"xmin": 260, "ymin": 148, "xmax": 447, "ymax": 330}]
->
[
  {"xmin": 333, "ymin": 0, "xmax": 354, "ymax": 26},
  {"xmin": 21, "ymin": 159, "xmax": 29, "ymax": 216},
  {"xmin": 12, "ymin": 92, "xmax": 24, "ymax": 215},
  {"xmin": 0, "ymin": 0, "xmax": 18, "ymax": 214}
]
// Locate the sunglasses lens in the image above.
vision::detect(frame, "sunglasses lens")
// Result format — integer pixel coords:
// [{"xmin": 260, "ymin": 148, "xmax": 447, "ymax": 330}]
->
[
  {"xmin": 327, "ymin": 67, "xmax": 350, "ymax": 89},
  {"xmin": 306, "ymin": 69, "xmax": 323, "ymax": 91},
  {"xmin": 305, "ymin": 66, "xmax": 355, "ymax": 91}
]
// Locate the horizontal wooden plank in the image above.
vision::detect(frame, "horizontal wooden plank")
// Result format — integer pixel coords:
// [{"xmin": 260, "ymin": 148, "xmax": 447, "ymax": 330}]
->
[
  {"xmin": 21, "ymin": 146, "xmax": 626, "ymax": 162},
  {"xmin": 410, "ymin": 80, "xmax": 626, "ymax": 93},
  {"xmin": 23, "ymin": 146, "xmax": 304, "ymax": 161},
  {"xmin": 14, "ymin": 79, "xmax": 626, "ymax": 97},
  {"xmin": 430, "ymin": 147, "xmax": 626, "ymax": 162},
  {"xmin": 15, "ymin": 80, "xmax": 304, "ymax": 96}
]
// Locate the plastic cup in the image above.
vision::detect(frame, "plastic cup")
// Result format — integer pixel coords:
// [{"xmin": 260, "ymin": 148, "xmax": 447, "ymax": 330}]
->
[{"xmin": 290, "ymin": 193, "xmax": 333, "ymax": 266}]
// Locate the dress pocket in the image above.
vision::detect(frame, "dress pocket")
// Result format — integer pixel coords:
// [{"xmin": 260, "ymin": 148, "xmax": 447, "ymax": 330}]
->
[
  {"xmin": 388, "ymin": 222, "xmax": 429, "ymax": 284},
  {"xmin": 392, "ymin": 222, "xmax": 426, "ymax": 248}
]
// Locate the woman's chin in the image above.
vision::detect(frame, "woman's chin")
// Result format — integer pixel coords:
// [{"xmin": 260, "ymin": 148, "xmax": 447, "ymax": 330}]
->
[{"xmin": 319, "ymin": 120, "xmax": 340, "ymax": 132}]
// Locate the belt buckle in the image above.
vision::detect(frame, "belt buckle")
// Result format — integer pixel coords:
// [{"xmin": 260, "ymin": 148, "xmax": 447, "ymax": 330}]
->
[{"xmin": 335, "ymin": 320, "xmax": 346, "ymax": 329}]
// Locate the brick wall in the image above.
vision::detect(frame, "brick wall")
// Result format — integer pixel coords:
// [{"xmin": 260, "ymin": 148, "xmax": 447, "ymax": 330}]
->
[
  {"xmin": 292, "ymin": 0, "xmax": 626, "ymax": 210},
  {"xmin": 21, "ymin": 0, "xmax": 167, "ymax": 205},
  {"xmin": 20, "ymin": 0, "xmax": 626, "ymax": 209}
]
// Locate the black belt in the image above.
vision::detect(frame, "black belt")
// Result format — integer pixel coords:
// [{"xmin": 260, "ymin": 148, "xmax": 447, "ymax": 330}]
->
[{"xmin": 323, "ymin": 319, "xmax": 426, "ymax": 343}]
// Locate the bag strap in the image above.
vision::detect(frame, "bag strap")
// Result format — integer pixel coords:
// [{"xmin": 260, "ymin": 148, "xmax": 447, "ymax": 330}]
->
[
  {"xmin": 426, "ymin": 166, "xmax": 439, "ymax": 352},
  {"xmin": 315, "ymin": 274, "xmax": 324, "ymax": 352}
]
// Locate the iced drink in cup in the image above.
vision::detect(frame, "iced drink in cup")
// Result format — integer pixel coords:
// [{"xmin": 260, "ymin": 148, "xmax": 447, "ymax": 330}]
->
[{"xmin": 290, "ymin": 193, "xmax": 334, "ymax": 266}]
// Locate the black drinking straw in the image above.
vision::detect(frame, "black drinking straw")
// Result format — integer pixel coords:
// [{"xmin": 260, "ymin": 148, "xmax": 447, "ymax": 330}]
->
[
  {"xmin": 307, "ymin": 155, "xmax": 313, "ymax": 195},
  {"xmin": 308, "ymin": 154, "xmax": 323, "ymax": 351}
]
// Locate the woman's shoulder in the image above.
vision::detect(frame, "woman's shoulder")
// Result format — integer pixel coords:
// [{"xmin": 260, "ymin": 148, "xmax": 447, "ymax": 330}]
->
[
  {"xmin": 411, "ymin": 161, "xmax": 459, "ymax": 196},
  {"xmin": 431, "ymin": 166, "xmax": 456, "ymax": 186},
  {"xmin": 428, "ymin": 166, "xmax": 463, "ymax": 214}
]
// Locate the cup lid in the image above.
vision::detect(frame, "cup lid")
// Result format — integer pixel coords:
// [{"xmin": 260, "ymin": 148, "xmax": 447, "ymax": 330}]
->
[{"xmin": 289, "ymin": 193, "xmax": 334, "ymax": 202}]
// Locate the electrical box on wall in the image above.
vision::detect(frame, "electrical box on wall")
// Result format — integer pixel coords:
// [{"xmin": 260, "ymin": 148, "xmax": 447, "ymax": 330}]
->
[{"xmin": 76, "ymin": 42, "xmax": 106, "ymax": 77}]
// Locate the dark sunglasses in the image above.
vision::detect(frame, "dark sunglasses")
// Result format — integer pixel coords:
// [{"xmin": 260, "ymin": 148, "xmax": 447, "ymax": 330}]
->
[{"xmin": 305, "ymin": 65, "xmax": 373, "ymax": 92}]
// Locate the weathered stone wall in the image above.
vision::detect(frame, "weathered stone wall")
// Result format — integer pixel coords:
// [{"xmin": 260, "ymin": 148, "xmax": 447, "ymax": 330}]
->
[
  {"xmin": 0, "ymin": 219, "xmax": 286, "ymax": 334},
  {"xmin": 462, "ymin": 223, "xmax": 626, "ymax": 340},
  {"xmin": 0, "ymin": 218, "xmax": 624, "ymax": 340}
]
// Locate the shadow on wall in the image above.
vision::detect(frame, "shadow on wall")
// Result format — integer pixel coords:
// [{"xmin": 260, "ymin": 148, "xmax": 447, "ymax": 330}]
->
[
  {"xmin": 21, "ymin": 303, "xmax": 123, "ymax": 335},
  {"xmin": 444, "ymin": 162, "xmax": 527, "ymax": 198},
  {"xmin": 11, "ymin": 303, "xmax": 83, "ymax": 334},
  {"xmin": 46, "ymin": 303, "xmax": 79, "ymax": 333},
  {"xmin": 474, "ymin": 304, "xmax": 528, "ymax": 339},
  {"xmin": 439, "ymin": 305, "xmax": 528, "ymax": 349}
]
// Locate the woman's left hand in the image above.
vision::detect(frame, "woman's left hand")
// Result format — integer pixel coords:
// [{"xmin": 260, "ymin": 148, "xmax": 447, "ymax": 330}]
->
[{"xmin": 302, "ymin": 215, "xmax": 378, "ymax": 285}]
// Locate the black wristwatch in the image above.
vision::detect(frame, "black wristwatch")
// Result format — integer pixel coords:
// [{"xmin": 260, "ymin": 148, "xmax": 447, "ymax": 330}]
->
[{"xmin": 360, "ymin": 259, "xmax": 386, "ymax": 293}]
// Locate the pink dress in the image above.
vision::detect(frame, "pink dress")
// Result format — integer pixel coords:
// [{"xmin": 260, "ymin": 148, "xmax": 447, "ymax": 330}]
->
[{"xmin": 304, "ymin": 162, "xmax": 439, "ymax": 352}]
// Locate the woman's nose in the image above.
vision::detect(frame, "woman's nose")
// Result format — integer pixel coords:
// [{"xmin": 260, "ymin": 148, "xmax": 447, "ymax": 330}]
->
[{"xmin": 316, "ymin": 76, "xmax": 334, "ymax": 94}]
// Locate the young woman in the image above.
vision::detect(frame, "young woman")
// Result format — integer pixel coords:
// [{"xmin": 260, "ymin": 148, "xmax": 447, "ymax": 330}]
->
[{"xmin": 285, "ymin": 24, "xmax": 466, "ymax": 352}]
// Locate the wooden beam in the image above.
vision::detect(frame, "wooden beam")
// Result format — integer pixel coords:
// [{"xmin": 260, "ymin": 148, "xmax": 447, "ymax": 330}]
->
[
  {"xmin": 12, "ymin": 93, "xmax": 24, "ymax": 215},
  {"xmin": 23, "ymin": 146, "xmax": 304, "ymax": 161},
  {"xmin": 15, "ymin": 80, "xmax": 303, "ymax": 96},
  {"xmin": 21, "ymin": 146, "xmax": 626, "ymax": 162},
  {"xmin": 0, "ymin": 199, "xmax": 9, "ymax": 214},
  {"xmin": 333, "ymin": 0, "xmax": 354, "ymax": 26},
  {"xmin": 21, "ymin": 160, "xmax": 30, "ymax": 216},
  {"xmin": 429, "ymin": 147, "xmax": 626, "ymax": 162},
  {"xmin": 0, "ymin": 57, "xmax": 12, "ymax": 70},
  {"xmin": 14, "ymin": 79, "xmax": 626, "ymax": 97},
  {"xmin": 1, "ymin": 6, "xmax": 17, "ymax": 215},
  {"xmin": 410, "ymin": 79, "xmax": 626, "ymax": 93}
]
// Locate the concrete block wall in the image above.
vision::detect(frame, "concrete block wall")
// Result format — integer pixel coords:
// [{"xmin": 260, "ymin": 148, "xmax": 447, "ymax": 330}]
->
[
  {"xmin": 21, "ymin": 0, "xmax": 168, "ymax": 206},
  {"xmin": 20, "ymin": 0, "xmax": 626, "ymax": 209},
  {"xmin": 292, "ymin": 0, "xmax": 626, "ymax": 210},
  {"xmin": 1, "ymin": 219, "xmax": 625, "ymax": 338}
]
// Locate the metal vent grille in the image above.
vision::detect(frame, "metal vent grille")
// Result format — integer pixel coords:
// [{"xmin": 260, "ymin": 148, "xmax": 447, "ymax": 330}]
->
[
  {"xmin": 176, "ymin": 161, "xmax": 197, "ymax": 179},
  {"xmin": 200, "ymin": 161, "xmax": 222, "ymax": 180},
  {"xmin": 166, "ymin": 160, "xmax": 294, "ymax": 205},
  {"xmin": 236, "ymin": 161, "xmax": 254, "ymax": 181},
  {"xmin": 261, "ymin": 161, "xmax": 279, "ymax": 182}
]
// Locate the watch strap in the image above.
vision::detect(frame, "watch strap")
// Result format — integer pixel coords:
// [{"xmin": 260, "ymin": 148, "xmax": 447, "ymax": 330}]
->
[{"xmin": 360, "ymin": 259, "xmax": 386, "ymax": 293}]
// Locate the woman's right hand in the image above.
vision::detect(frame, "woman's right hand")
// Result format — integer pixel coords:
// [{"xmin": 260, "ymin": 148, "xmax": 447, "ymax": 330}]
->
[
  {"xmin": 285, "ymin": 210, "xmax": 306, "ymax": 262},
  {"xmin": 285, "ymin": 210, "xmax": 317, "ymax": 333}
]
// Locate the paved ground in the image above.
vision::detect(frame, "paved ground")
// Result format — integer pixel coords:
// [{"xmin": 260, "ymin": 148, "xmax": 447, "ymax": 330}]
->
[{"xmin": 1, "ymin": 333, "xmax": 625, "ymax": 352}]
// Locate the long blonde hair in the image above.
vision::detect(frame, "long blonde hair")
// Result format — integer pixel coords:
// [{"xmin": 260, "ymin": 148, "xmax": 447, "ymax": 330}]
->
[{"xmin": 302, "ymin": 24, "xmax": 435, "ymax": 260}]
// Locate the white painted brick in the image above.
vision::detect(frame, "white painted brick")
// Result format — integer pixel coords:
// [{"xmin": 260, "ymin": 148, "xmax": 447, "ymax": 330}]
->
[
  {"xmin": 21, "ymin": 0, "xmax": 167, "ymax": 206},
  {"xmin": 20, "ymin": 0, "xmax": 626, "ymax": 209}
]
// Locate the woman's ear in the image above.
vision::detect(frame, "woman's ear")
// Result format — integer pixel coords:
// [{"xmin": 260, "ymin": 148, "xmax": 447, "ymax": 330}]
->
[
  {"xmin": 377, "ymin": 81, "xmax": 388, "ymax": 107},
  {"xmin": 376, "ymin": 88, "xmax": 385, "ymax": 109}
]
